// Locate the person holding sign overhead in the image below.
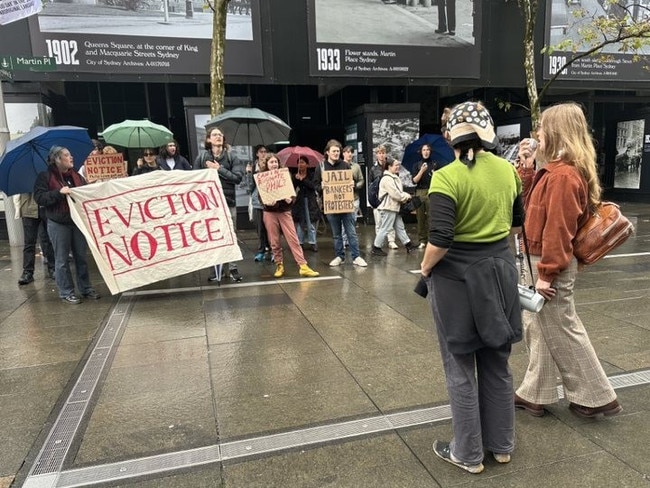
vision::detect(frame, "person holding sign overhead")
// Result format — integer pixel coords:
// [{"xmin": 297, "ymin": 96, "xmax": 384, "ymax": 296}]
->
[
  {"xmin": 256, "ymin": 153, "xmax": 320, "ymax": 279},
  {"xmin": 314, "ymin": 139, "xmax": 367, "ymax": 268}
]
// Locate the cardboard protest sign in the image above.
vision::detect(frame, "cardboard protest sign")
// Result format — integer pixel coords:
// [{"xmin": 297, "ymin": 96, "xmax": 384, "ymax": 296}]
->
[
  {"xmin": 253, "ymin": 168, "xmax": 296, "ymax": 205},
  {"xmin": 68, "ymin": 169, "xmax": 242, "ymax": 294},
  {"xmin": 321, "ymin": 169, "xmax": 354, "ymax": 214},
  {"xmin": 84, "ymin": 153, "xmax": 127, "ymax": 182}
]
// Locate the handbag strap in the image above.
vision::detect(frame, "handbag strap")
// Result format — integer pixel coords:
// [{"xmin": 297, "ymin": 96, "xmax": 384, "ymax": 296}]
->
[{"xmin": 520, "ymin": 222, "xmax": 536, "ymax": 288}]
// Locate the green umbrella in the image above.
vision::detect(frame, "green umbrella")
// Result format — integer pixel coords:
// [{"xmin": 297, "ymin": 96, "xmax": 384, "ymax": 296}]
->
[{"xmin": 100, "ymin": 119, "xmax": 174, "ymax": 148}]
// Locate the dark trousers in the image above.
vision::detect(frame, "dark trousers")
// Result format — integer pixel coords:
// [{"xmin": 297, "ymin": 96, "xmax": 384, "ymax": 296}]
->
[
  {"xmin": 22, "ymin": 213, "xmax": 54, "ymax": 274},
  {"xmin": 437, "ymin": 0, "xmax": 456, "ymax": 32},
  {"xmin": 253, "ymin": 207, "xmax": 269, "ymax": 253}
]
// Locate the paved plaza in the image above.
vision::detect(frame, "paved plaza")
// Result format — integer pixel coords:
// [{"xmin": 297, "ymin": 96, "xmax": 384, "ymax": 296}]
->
[{"xmin": 1, "ymin": 203, "xmax": 649, "ymax": 487}]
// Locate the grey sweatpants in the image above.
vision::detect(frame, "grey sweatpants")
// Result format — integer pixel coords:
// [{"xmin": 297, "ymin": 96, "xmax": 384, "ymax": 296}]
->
[{"xmin": 431, "ymin": 300, "xmax": 515, "ymax": 464}]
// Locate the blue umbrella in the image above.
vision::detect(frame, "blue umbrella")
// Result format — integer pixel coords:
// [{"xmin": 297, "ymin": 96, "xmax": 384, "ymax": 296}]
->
[
  {"xmin": 0, "ymin": 126, "xmax": 94, "ymax": 196},
  {"xmin": 401, "ymin": 134, "xmax": 455, "ymax": 172}
]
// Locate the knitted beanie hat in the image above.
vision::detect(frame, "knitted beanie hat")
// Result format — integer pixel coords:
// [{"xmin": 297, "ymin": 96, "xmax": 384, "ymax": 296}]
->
[{"xmin": 446, "ymin": 102, "xmax": 498, "ymax": 150}]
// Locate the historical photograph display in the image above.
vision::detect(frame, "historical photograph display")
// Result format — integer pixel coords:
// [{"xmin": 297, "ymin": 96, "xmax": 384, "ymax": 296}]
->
[
  {"xmin": 496, "ymin": 123, "xmax": 520, "ymax": 164},
  {"xmin": 307, "ymin": 0, "xmax": 481, "ymax": 78},
  {"xmin": 544, "ymin": 0, "xmax": 650, "ymax": 81},
  {"xmin": 27, "ymin": 0, "xmax": 262, "ymax": 75},
  {"xmin": 614, "ymin": 118, "xmax": 644, "ymax": 190},
  {"xmin": 371, "ymin": 116, "xmax": 419, "ymax": 189}
]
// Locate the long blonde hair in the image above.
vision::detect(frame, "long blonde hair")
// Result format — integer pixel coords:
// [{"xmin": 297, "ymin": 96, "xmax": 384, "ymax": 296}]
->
[{"xmin": 537, "ymin": 103, "xmax": 601, "ymax": 209}]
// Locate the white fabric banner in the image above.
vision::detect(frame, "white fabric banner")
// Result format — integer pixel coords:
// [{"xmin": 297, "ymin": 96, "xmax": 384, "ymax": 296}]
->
[
  {"xmin": 0, "ymin": 0, "xmax": 42, "ymax": 25},
  {"xmin": 68, "ymin": 169, "xmax": 242, "ymax": 295}
]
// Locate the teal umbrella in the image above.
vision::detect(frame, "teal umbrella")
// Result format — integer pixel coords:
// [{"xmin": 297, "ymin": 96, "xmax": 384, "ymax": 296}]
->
[
  {"xmin": 205, "ymin": 108, "xmax": 291, "ymax": 147},
  {"xmin": 100, "ymin": 119, "xmax": 174, "ymax": 148}
]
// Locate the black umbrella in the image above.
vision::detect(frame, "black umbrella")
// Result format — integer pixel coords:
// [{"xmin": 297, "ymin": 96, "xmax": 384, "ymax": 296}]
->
[{"xmin": 205, "ymin": 108, "xmax": 291, "ymax": 147}]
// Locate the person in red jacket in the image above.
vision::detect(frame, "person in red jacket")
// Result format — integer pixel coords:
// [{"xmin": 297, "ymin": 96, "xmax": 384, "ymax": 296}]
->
[{"xmin": 515, "ymin": 102, "xmax": 621, "ymax": 419}]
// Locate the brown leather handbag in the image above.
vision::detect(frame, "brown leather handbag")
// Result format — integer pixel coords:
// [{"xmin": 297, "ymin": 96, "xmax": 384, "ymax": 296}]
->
[{"xmin": 573, "ymin": 202, "xmax": 634, "ymax": 265}]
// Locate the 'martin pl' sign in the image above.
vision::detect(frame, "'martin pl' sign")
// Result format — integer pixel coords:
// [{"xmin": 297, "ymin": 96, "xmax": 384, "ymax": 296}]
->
[{"xmin": 0, "ymin": 55, "xmax": 55, "ymax": 71}]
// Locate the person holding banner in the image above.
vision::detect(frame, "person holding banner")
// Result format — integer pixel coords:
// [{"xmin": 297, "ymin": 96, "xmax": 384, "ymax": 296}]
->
[
  {"xmin": 258, "ymin": 154, "xmax": 320, "ymax": 279},
  {"xmin": 314, "ymin": 139, "xmax": 368, "ymax": 268},
  {"xmin": 194, "ymin": 126, "xmax": 245, "ymax": 282},
  {"xmin": 33, "ymin": 146, "xmax": 101, "ymax": 304}
]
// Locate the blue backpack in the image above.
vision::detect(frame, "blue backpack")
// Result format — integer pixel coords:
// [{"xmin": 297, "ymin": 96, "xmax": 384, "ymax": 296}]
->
[{"xmin": 368, "ymin": 175, "xmax": 387, "ymax": 208}]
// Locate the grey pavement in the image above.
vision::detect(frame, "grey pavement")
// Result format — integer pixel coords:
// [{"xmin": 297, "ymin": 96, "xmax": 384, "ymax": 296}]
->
[
  {"xmin": 36, "ymin": 4, "xmax": 252, "ymax": 40},
  {"xmin": 315, "ymin": 0, "xmax": 475, "ymax": 47},
  {"xmin": 1, "ymin": 203, "xmax": 649, "ymax": 487}
]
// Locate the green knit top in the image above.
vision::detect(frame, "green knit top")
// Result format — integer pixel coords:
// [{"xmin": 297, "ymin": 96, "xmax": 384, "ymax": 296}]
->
[{"xmin": 429, "ymin": 151, "xmax": 521, "ymax": 243}]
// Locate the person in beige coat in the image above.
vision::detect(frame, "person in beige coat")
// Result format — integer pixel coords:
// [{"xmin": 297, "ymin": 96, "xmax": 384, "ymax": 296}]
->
[{"xmin": 371, "ymin": 159, "xmax": 416, "ymax": 255}]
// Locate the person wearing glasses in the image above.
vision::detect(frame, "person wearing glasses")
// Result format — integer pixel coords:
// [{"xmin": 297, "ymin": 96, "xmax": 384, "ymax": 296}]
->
[
  {"xmin": 157, "ymin": 139, "xmax": 191, "ymax": 171},
  {"xmin": 133, "ymin": 148, "xmax": 160, "ymax": 175},
  {"xmin": 194, "ymin": 126, "xmax": 245, "ymax": 282}
]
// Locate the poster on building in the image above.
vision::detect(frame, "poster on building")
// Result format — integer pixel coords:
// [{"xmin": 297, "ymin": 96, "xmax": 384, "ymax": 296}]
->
[
  {"xmin": 26, "ymin": 0, "xmax": 262, "ymax": 76},
  {"xmin": 321, "ymin": 169, "xmax": 354, "ymax": 214},
  {"xmin": 84, "ymin": 153, "xmax": 127, "ymax": 182},
  {"xmin": 68, "ymin": 169, "xmax": 242, "ymax": 294},
  {"xmin": 254, "ymin": 168, "xmax": 295, "ymax": 205},
  {"xmin": 543, "ymin": 0, "xmax": 650, "ymax": 81},
  {"xmin": 307, "ymin": 0, "xmax": 481, "ymax": 78},
  {"xmin": 496, "ymin": 123, "xmax": 521, "ymax": 164},
  {"xmin": 614, "ymin": 119, "xmax": 644, "ymax": 189},
  {"xmin": 0, "ymin": 0, "xmax": 41, "ymax": 26},
  {"xmin": 371, "ymin": 116, "xmax": 419, "ymax": 190}
]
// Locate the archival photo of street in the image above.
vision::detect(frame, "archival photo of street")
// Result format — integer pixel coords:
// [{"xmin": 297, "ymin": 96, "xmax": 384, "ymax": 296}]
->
[
  {"xmin": 314, "ymin": 0, "xmax": 475, "ymax": 47},
  {"xmin": 496, "ymin": 123, "xmax": 521, "ymax": 164},
  {"xmin": 548, "ymin": 0, "xmax": 650, "ymax": 55},
  {"xmin": 614, "ymin": 118, "xmax": 645, "ymax": 190},
  {"xmin": 36, "ymin": 0, "xmax": 253, "ymax": 39},
  {"xmin": 372, "ymin": 116, "xmax": 419, "ymax": 188}
]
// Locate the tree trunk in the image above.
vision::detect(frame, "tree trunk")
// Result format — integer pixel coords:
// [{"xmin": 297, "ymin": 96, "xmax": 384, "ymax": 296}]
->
[{"xmin": 210, "ymin": 0, "xmax": 228, "ymax": 117}]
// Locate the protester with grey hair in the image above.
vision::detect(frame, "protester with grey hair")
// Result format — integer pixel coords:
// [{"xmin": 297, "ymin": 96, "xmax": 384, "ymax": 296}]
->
[
  {"xmin": 33, "ymin": 146, "xmax": 100, "ymax": 304},
  {"xmin": 420, "ymin": 101, "xmax": 524, "ymax": 474}
]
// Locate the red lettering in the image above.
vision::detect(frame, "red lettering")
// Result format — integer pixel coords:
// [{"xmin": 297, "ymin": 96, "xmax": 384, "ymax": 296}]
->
[
  {"xmin": 92, "ymin": 208, "xmax": 114, "ymax": 238},
  {"xmin": 130, "ymin": 231, "xmax": 157, "ymax": 261},
  {"xmin": 103, "ymin": 237, "xmax": 132, "ymax": 271},
  {"xmin": 142, "ymin": 197, "xmax": 164, "ymax": 221}
]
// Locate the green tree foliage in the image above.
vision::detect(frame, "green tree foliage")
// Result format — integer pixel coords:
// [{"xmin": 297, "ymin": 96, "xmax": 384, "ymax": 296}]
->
[{"xmin": 509, "ymin": 0, "xmax": 650, "ymax": 126}]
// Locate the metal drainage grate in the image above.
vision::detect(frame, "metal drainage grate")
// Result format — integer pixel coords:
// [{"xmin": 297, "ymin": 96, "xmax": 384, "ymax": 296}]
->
[{"xmin": 23, "ymin": 294, "xmax": 135, "ymax": 487}]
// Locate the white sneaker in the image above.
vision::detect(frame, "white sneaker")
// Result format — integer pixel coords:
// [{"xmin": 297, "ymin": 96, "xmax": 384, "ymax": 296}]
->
[
  {"xmin": 388, "ymin": 242, "xmax": 399, "ymax": 249},
  {"xmin": 418, "ymin": 242, "xmax": 426, "ymax": 249},
  {"xmin": 352, "ymin": 256, "xmax": 368, "ymax": 267},
  {"xmin": 329, "ymin": 256, "xmax": 344, "ymax": 266}
]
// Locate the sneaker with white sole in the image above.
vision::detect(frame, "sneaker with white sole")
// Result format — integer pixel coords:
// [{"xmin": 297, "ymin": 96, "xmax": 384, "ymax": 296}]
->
[
  {"xmin": 493, "ymin": 452, "xmax": 511, "ymax": 464},
  {"xmin": 329, "ymin": 256, "xmax": 344, "ymax": 266},
  {"xmin": 388, "ymin": 242, "xmax": 399, "ymax": 249},
  {"xmin": 352, "ymin": 256, "xmax": 368, "ymax": 267},
  {"xmin": 433, "ymin": 441, "xmax": 484, "ymax": 474}
]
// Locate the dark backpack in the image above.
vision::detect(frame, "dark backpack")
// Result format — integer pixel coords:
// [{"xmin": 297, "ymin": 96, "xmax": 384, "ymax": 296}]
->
[{"xmin": 368, "ymin": 175, "xmax": 387, "ymax": 208}]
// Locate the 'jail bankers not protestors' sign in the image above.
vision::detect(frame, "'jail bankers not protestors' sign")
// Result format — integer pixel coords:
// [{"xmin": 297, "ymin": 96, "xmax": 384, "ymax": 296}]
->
[
  {"xmin": 67, "ymin": 170, "xmax": 242, "ymax": 294},
  {"xmin": 321, "ymin": 169, "xmax": 354, "ymax": 214}
]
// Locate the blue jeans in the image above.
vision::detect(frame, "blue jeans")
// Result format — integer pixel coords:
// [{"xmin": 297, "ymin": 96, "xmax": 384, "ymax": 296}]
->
[
  {"xmin": 326, "ymin": 212, "xmax": 360, "ymax": 259},
  {"xmin": 47, "ymin": 220, "xmax": 93, "ymax": 298},
  {"xmin": 374, "ymin": 210, "xmax": 410, "ymax": 247},
  {"xmin": 296, "ymin": 197, "xmax": 316, "ymax": 244}
]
